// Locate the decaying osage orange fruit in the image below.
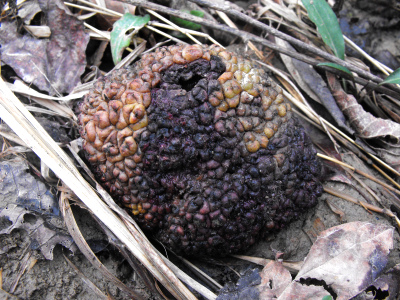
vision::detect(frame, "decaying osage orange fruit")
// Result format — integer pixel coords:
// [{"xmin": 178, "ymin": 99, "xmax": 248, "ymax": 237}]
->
[{"xmin": 78, "ymin": 44, "xmax": 323, "ymax": 256}]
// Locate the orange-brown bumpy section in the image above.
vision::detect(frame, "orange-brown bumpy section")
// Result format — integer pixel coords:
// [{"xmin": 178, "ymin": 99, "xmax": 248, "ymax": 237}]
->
[{"xmin": 79, "ymin": 44, "xmax": 323, "ymax": 256}]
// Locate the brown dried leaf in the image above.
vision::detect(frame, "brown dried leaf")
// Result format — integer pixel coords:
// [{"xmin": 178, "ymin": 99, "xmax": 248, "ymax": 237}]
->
[
  {"xmin": 0, "ymin": 158, "xmax": 76, "ymax": 259},
  {"xmin": 257, "ymin": 261, "xmax": 292, "ymax": 299},
  {"xmin": 277, "ymin": 280, "xmax": 331, "ymax": 300},
  {"xmin": 283, "ymin": 221, "xmax": 394, "ymax": 300},
  {"xmin": 367, "ymin": 264, "xmax": 400, "ymax": 299},
  {"xmin": 277, "ymin": 38, "xmax": 354, "ymax": 135},
  {"xmin": 371, "ymin": 141, "xmax": 400, "ymax": 173},
  {"xmin": 0, "ymin": 0, "xmax": 89, "ymax": 95},
  {"xmin": 0, "ymin": 204, "xmax": 76, "ymax": 260},
  {"xmin": 17, "ymin": 0, "xmax": 42, "ymax": 24},
  {"xmin": 327, "ymin": 73, "xmax": 400, "ymax": 142}
]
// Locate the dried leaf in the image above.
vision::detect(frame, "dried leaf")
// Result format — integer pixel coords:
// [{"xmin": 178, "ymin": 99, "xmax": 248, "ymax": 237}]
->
[
  {"xmin": 277, "ymin": 280, "xmax": 331, "ymax": 299},
  {"xmin": 277, "ymin": 39, "xmax": 354, "ymax": 135},
  {"xmin": 0, "ymin": 158, "xmax": 59, "ymax": 215},
  {"xmin": 36, "ymin": 117, "xmax": 70, "ymax": 143},
  {"xmin": 281, "ymin": 222, "xmax": 394, "ymax": 299},
  {"xmin": 257, "ymin": 261, "xmax": 292, "ymax": 299},
  {"xmin": 364, "ymin": 264, "xmax": 400, "ymax": 299},
  {"xmin": 305, "ymin": 218, "xmax": 326, "ymax": 242},
  {"xmin": 327, "ymin": 73, "xmax": 400, "ymax": 142},
  {"xmin": 0, "ymin": 159, "xmax": 76, "ymax": 259},
  {"xmin": 0, "ymin": 0, "xmax": 89, "ymax": 95},
  {"xmin": 0, "ymin": 205, "xmax": 76, "ymax": 260},
  {"xmin": 371, "ymin": 142, "xmax": 400, "ymax": 173},
  {"xmin": 17, "ymin": 0, "xmax": 42, "ymax": 24},
  {"xmin": 217, "ymin": 269, "xmax": 261, "ymax": 300}
]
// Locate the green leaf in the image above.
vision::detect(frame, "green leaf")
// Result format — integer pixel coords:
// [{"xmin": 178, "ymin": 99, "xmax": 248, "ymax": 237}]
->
[
  {"xmin": 302, "ymin": 0, "xmax": 345, "ymax": 60},
  {"xmin": 379, "ymin": 67, "xmax": 400, "ymax": 85},
  {"xmin": 110, "ymin": 14, "xmax": 150, "ymax": 65},
  {"xmin": 317, "ymin": 62, "xmax": 352, "ymax": 77},
  {"xmin": 170, "ymin": 10, "xmax": 204, "ymax": 31},
  {"xmin": 322, "ymin": 296, "xmax": 333, "ymax": 300}
]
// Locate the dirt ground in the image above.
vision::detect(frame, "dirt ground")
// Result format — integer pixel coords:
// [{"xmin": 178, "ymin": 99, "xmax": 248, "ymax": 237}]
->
[{"xmin": 1, "ymin": 0, "xmax": 400, "ymax": 299}]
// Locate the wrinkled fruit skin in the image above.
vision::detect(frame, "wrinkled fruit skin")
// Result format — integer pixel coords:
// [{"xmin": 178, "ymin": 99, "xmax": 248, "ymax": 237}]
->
[{"xmin": 79, "ymin": 44, "xmax": 323, "ymax": 256}]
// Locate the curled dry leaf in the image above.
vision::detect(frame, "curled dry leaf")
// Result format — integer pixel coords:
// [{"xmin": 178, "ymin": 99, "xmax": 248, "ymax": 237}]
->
[
  {"xmin": 217, "ymin": 269, "xmax": 261, "ymax": 300},
  {"xmin": 257, "ymin": 260, "xmax": 292, "ymax": 299},
  {"xmin": 277, "ymin": 38, "xmax": 354, "ymax": 135},
  {"xmin": 279, "ymin": 221, "xmax": 394, "ymax": 300},
  {"xmin": 0, "ymin": 205, "xmax": 76, "ymax": 260},
  {"xmin": 327, "ymin": 73, "xmax": 400, "ymax": 142},
  {"xmin": 0, "ymin": 0, "xmax": 89, "ymax": 95},
  {"xmin": 364, "ymin": 264, "xmax": 400, "ymax": 299},
  {"xmin": 0, "ymin": 159, "xmax": 76, "ymax": 259},
  {"xmin": 17, "ymin": 0, "xmax": 42, "ymax": 24}
]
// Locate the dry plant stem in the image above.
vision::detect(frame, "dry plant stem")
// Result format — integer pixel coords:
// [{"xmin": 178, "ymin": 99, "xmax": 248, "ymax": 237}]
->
[
  {"xmin": 382, "ymin": 187, "xmax": 400, "ymax": 210},
  {"xmin": 117, "ymin": 0, "xmax": 400, "ymax": 99},
  {"xmin": 297, "ymin": 111, "xmax": 400, "ymax": 190},
  {"xmin": 157, "ymin": 252, "xmax": 218, "ymax": 300},
  {"xmin": 65, "ymin": 2, "xmax": 117, "ymax": 16},
  {"xmin": 232, "ymin": 255, "xmax": 302, "ymax": 274},
  {"xmin": 371, "ymin": 164, "xmax": 400, "ymax": 190},
  {"xmin": 63, "ymin": 255, "xmax": 109, "ymax": 300},
  {"xmin": 0, "ymin": 78, "xmax": 196, "ymax": 300},
  {"xmin": 145, "ymin": 9, "xmax": 202, "ymax": 45},
  {"xmin": 9, "ymin": 252, "xmax": 36, "ymax": 294},
  {"xmin": 77, "ymin": 0, "xmax": 123, "ymax": 16},
  {"xmin": 148, "ymin": 21, "xmax": 223, "ymax": 46},
  {"xmin": 116, "ymin": 246, "xmax": 162, "ymax": 299},
  {"xmin": 0, "ymin": 130, "xmax": 27, "ymax": 147},
  {"xmin": 60, "ymin": 193, "xmax": 145, "ymax": 300},
  {"xmin": 187, "ymin": 0, "xmax": 396, "ymax": 88},
  {"xmin": 344, "ymin": 35, "xmax": 392, "ymax": 75},
  {"xmin": 84, "ymin": 22, "xmax": 111, "ymax": 40},
  {"xmin": 348, "ymin": 171, "xmax": 385, "ymax": 207},
  {"xmin": 72, "ymin": 0, "xmax": 194, "ymax": 45},
  {"xmin": 215, "ymin": 10, "xmax": 265, "ymax": 60},
  {"xmin": 66, "ymin": 144, "xmax": 148, "ymax": 233},
  {"xmin": 145, "ymin": 24, "xmax": 187, "ymax": 44},
  {"xmin": 324, "ymin": 186, "xmax": 384, "ymax": 213},
  {"xmin": 6, "ymin": 80, "xmax": 86, "ymax": 102},
  {"xmin": 324, "ymin": 186, "xmax": 400, "ymax": 228},
  {"xmin": 123, "ymin": 220, "xmax": 217, "ymax": 300},
  {"xmin": 112, "ymin": 41, "xmax": 147, "ymax": 70},
  {"xmin": 318, "ymin": 153, "xmax": 400, "ymax": 195},
  {"xmin": 178, "ymin": 256, "xmax": 223, "ymax": 291},
  {"xmin": 286, "ymin": 82, "xmax": 400, "ymax": 178}
]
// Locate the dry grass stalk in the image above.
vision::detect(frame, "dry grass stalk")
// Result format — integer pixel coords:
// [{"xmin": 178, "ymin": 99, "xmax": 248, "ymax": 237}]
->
[{"xmin": 0, "ymin": 77, "xmax": 196, "ymax": 300}]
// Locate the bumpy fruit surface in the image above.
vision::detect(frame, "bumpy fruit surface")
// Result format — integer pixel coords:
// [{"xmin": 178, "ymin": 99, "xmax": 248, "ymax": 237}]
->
[{"xmin": 78, "ymin": 44, "xmax": 323, "ymax": 256}]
